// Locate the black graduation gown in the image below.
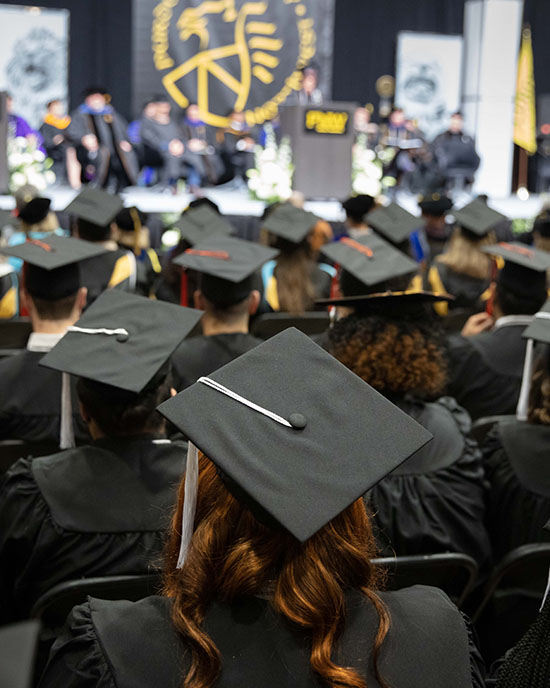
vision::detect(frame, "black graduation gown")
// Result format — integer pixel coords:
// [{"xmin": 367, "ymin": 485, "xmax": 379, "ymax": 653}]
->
[
  {"xmin": 368, "ymin": 397, "xmax": 492, "ymax": 571},
  {"xmin": 0, "ymin": 350, "xmax": 89, "ymax": 444},
  {"xmin": 79, "ymin": 249, "xmax": 136, "ymax": 306},
  {"xmin": 482, "ymin": 420, "xmax": 550, "ymax": 560},
  {"xmin": 430, "ymin": 262, "xmax": 489, "ymax": 312},
  {"xmin": 446, "ymin": 322, "xmax": 529, "ymax": 420},
  {"xmin": 38, "ymin": 587, "xmax": 485, "ymax": 688},
  {"xmin": 0, "ymin": 436, "xmax": 185, "ymax": 623},
  {"xmin": 171, "ymin": 333, "xmax": 263, "ymax": 391}
]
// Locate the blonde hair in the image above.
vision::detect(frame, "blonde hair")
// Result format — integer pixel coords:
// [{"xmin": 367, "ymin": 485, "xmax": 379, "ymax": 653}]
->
[
  {"xmin": 436, "ymin": 227, "xmax": 495, "ymax": 280},
  {"xmin": 20, "ymin": 211, "xmax": 59, "ymax": 235}
]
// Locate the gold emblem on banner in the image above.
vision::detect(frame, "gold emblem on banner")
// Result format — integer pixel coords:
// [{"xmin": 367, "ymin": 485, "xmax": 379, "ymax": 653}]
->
[{"xmin": 152, "ymin": 0, "xmax": 316, "ymax": 126}]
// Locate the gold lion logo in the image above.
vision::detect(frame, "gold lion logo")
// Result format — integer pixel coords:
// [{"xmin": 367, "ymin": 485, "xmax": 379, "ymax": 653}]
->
[{"xmin": 152, "ymin": 0, "xmax": 316, "ymax": 126}]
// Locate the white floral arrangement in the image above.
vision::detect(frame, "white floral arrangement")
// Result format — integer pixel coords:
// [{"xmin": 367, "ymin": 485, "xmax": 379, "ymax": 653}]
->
[
  {"xmin": 247, "ymin": 124, "xmax": 293, "ymax": 203},
  {"xmin": 8, "ymin": 136, "xmax": 55, "ymax": 193},
  {"xmin": 352, "ymin": 134, "xmax": 384, "ymax": 196}
]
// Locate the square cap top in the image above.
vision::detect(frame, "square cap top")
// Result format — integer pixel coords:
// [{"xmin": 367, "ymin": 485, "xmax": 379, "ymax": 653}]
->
[
  {"xmin": 452, "ymin": 199, "xmax": 507, "ymax": 236},
  {"xmin": 481, "ymin": 242, "xmax": 550, "ymax": 272},
  {"xmin": 0, "ymin": 620, "xmax": 40, "ymax": 688},
  {"xmin": 0, "ymin": 235, "xmax": 108, "ymax": 270},
  {"xmin": 63, "ymin": 188, "xmax": 124, "ymax": 228},
  {"xmin": 316, "ymin": 290, "xmax": 454, "ymax": 316},
  {"xmin": 184, "ymin": 203, "xmax": 234, "ymax": 233},
  {"xmin": 40, "ymin": 290, "xmax": 203, "ymax": 393},
  {"xmin": 262, "ymin": 203, "xmax": 319, "ymax": 243},
  {"xmin": 523, "ymin": 298, "xmax": 550, "ymax": 344},
  {"xmin": 366, "ymin": 202, "xmax": 421, "ymax": 243},
  {"xmin": 320, "ymin": 233, "xmax": 418, "ymax": 288},
  {"xmin": 173, "ymin": 235, "xmax": 279, "ymax": 283},
  {"xmin": 174, "ymin": 213, "xmax": 233, "ymax": 247},
  {"xmin": 158, "ymin": 328, "xmax": 432, "ymax": 542}
]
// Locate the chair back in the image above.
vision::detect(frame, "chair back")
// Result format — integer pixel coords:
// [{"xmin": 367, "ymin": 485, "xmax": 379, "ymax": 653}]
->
[
  {"xmin": 372, "ymin": 552, "xmax": 479, "ymax": 608},
  {"xmin": 252, "ymin": 312, "xmax": 329, "ymax": 339}
]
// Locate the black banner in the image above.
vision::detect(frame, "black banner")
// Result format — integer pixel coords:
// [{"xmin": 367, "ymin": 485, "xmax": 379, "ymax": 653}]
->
[{"xmin": 136, "ymin": 0, "xmax": 334, "ymax": 126}]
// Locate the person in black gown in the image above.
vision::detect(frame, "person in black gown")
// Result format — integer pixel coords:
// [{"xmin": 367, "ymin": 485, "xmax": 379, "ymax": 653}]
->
[
  {"xmin": 170, "ymin": 235, "xmax": 277, "ymax": 390},
  {"xmin": 0, "ymin": 234, "xmax": 108, "ymax": 446},
  {"xmin": 64, "ymin": 188, "xmax": 139, "ymax": 306},
  {"xmin": 321, "ymin": 291, "xmax": 491, "ymax": 571},
  {"xmin": 447, "ymin": 242, "xmax": 550, "ymax": 420},
  {"xmin": 0, "ymin": 291, "xmax": 202, "ymax": 623},
  {"xmin": 481, "ymin": 302, "xmax": 550, "ymax": 560},
  {"xmin": 38, "ymin": 328, "xmax": 484, "ymax": 687}
]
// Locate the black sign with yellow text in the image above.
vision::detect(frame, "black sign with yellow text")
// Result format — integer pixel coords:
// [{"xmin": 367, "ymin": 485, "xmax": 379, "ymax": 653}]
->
[
  {"xmin": 303, "ymin": 108, "xmax": 349, "ymax": 135},
  {"xmin": 138, "ymin": 0, "xmax": 334, "ymax": 126}
]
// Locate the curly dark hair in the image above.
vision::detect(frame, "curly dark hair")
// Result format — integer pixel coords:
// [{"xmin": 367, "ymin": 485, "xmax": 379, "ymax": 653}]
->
[
  {"xmin": 328, "ymin": 313, "xmax": 448, "ymax": 399},
  {"xmin": 528, "ymin": 352, "xmax": 550, "ymax": 426}
]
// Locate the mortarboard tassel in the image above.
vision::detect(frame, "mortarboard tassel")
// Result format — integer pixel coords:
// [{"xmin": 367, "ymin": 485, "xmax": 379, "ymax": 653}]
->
[
  {"xmin": 60, "ymin": 372, "xmax": 75, "ymax": 450},
  {"xmin": 177, "ymin": 441, "xmax": 199, "ymax": 569},
  {"xmin": 516, "ymin": 338, "xmax": 535, "ymax": 421}
]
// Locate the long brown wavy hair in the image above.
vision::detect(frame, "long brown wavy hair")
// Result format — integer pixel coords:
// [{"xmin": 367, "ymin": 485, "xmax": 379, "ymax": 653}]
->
[
  {"xmin": 163, "ymin": 453, "xmax": 390, "ymax": 688},
  {"xmin": 528, "ymin": 354, "xmax": 550, "ymax": 425},
  {"xmin": 273, "ymin": 237, "xmax": 317, "ymax": 314}
]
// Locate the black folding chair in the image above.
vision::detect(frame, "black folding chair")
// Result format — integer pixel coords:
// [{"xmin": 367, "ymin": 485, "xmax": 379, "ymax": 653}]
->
[
  {"xmin": 0, "ymin": 440, "xmax": 59, "ymax": 477},
  {"xmin": 371, "ymin": 553, "xmax": 479, "ymax": 609},
  {"xmin": 0, "ymin": 318, "xmax": 32, "ymax": 349},
  {"xmin": 251, "ymin": 312, "xmax": 330, "ymax": 339},
  {"xmin": 472, "ymin": 543, "xmax": 550, "ymax": 664},
  {"xmin": 31, "ymin": 574, "xmax": 162, "ymax": 631},
  {"xmin": 470, "ymin": 415, "xmax": 515, "ymax": 445}
]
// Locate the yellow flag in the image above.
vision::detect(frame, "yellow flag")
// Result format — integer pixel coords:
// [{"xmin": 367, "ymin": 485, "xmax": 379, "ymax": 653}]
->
[{"xmin": 514, "ymin": 26, "xmax": 537, "ymax": 155}]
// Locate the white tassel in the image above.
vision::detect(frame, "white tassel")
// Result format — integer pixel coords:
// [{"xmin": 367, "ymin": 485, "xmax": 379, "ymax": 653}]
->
[
  {"xmin": 541, "ymin": 564, "xmax": 550, "ymax": 612},
  {"xmin": 177, "ymin": 441, "xmax": 199, "ymax": 569},
  {"xmin": 60, "ymin": 372, "xmax": 75, "ymax": 450},
  {"xmin": 516, "ymin": 338, "xmax": 535, "ymax": 421}
]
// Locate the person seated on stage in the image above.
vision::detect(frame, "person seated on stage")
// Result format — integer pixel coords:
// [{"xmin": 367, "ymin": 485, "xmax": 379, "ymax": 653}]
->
[
  {"xmin": 260, "ymin": 203, "xmax": 335, "ymax": 314},
  {"xmin": 39, "ymin": 99, "xmax": 73, "ymax": 185},
  {"xmin": 432, "ymin": 112, "xmax": 480, "ymax": 190},
  {"xmin": 418, "ymin": 192, "xmax": 454, "ymax": 260},
  {"xmin": 323, "ymin": 291, "xmax": 491, "ymax": 571},
  {"xmin": 64, "ymin": 188, "xmax": 139, "ymax": 306},
  {"xmin": 481, "ymin": 307, "xmax": 550, "ymax": 560},
  {"xmin": 342, "ymin": 194, "xmax": 376, "ymax": 238},
  {"xmin": 447, "ymin": 242, "xmax": 550, "ymax": 421},
  {"xmin": 425, "ymin": 198, "xmax": 507, "ymax": 317},
  {"xmin": 139, "ymin": 95, "xmax": 192, "ymax": 191},
  {"xmin": 366, "ymin": 201, "xmax": 427, "ymax": 264},
  {"xmin": 111, "ymin": 207, "xmax": 162, "ymax": 298},
  {"xmin": 181, "ymin": 103, "xmax": 222, "ymax": 185},
  {"xmin": 7, "ymin": 93, "xmax": 44, "ymax": 152},
  {"xmin": 0, "ymin": 237, "xmax": 108, "ymax": 447},
  {"xmin": 353, "ymin": 104, "xmax": 379, "ymax": 148},
  {"xmin": 68, "ymin": 86, "xmax": 138, "ymax": 191},
  {"xmin": 216, "ymin": 109, "xmax": 257, "ymax": 185},
  {"xmin": 156, "ymin": 199, "xmax": 235, "ymax": 306},
  {"xmin": 170, "ymin": 235, "xmax": 277, "ymax": 390},
  {"xmin": 38, "ymin": 328, "xmax": 485, "ymax": 688},
  {"xmin": 0, "ymin": 290, "xmax": 203, "ymax": 624}
]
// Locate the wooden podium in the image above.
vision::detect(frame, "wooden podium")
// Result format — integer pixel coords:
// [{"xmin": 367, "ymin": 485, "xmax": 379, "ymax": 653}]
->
[
  {"xmin": 279, "ymin": 102, "xmax": 355, "ymax": 199},
  {"xmin": 0, "ymin": 92, "xmax": 8, "ymax": 194}
]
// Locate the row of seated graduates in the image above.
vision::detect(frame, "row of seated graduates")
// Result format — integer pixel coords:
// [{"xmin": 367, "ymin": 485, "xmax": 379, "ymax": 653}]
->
[{"xmin": 0, "ymin": 188, "xmax": 549, "ymax": 673}]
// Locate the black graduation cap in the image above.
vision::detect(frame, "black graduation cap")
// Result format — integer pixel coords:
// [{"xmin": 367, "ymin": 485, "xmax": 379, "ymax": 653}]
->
[
  {"xmin": 262, "ymin": 203, "xmax": 319, "ymax": 243},
  {"xmin": 482, "ymin": 242, "xmax": 550, "ymax": 272},
  {"xmin": 522, "ymin": 298, "xmax": 550, "ymax": 344},
  {"xmin": 40, "ymin": 290, "xmax": 203, "ymax": 392},
  {"xmin": 316, "ymin": 290, "xmax": 454, "ymax": 316},
  {"xmin": 452, "ymin": 199, "xmax": 506, "ymax": 237},
  {"xmin": 17, "ymin": 198, "xmax": 51, "ymax": 225},
  {"xmin": 174, "ymin": 211, "xmax": 233, "ymax": 246},
  {"xmin": 174, "ymin": 235, "xmax": 278, "ymax": 306},
  {"xmin": 342, "ymin": 194, "xmax": 375, "ymax": 221},
  {"xmin": 64, "ymin": 188, "xmax": 124, "ymax": 229},
  {"xmin": 0, "ymin": 236, "xmax": 108, "ymax": 300},
  {"xmin": 366, "ymin": 202, "xmax": 421, "ymax": 244},
  {"xmin": 0, "ymin": 620, "xmax": 40, "ymax": 688},
  {"xmin": 114, "ymin": 206, "xmax": 147, "ymax": 232},
  {"xmin": 158, "ymin": 328, "xmax": 433, "ymax": 542},
  {"xmin": 418, "ymin": 193, "xmax": 453, "ymax": 216},
  {"xmin": 482, "ymin": 242, "xmax": 550, "ymax": 300},
  {"xmin": 320, "ymin": 233, "xmax": 418, "ymax": 293}
]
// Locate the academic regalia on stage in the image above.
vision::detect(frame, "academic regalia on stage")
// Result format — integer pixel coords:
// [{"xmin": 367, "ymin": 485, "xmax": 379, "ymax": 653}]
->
[
  {"xmin": 39, "ymin": 587, "xmax": 485, "ymax": 688},
  {"xmin": 0, "ymin": 437, "xmax": 185, "ymax": 624},
  {"xmin": 368, "ymin": 396, "xmax": 491, "ymax": 570},
  {"xmin": 482, "ymin": 420, "xmax": 550, "ymax": 560},
  {"xmin": 171, "ymin": 333, "xmax": 263, "ymax": 390},
  {"xmin": 446, "ymin": 317, "xmax": 532, "ymax": 420}
]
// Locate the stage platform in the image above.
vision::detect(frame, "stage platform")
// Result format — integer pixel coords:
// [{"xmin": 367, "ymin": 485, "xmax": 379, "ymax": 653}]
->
[{"xmin": 0, "ymin": 185, "xmax": 547, "ymax": 223}]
